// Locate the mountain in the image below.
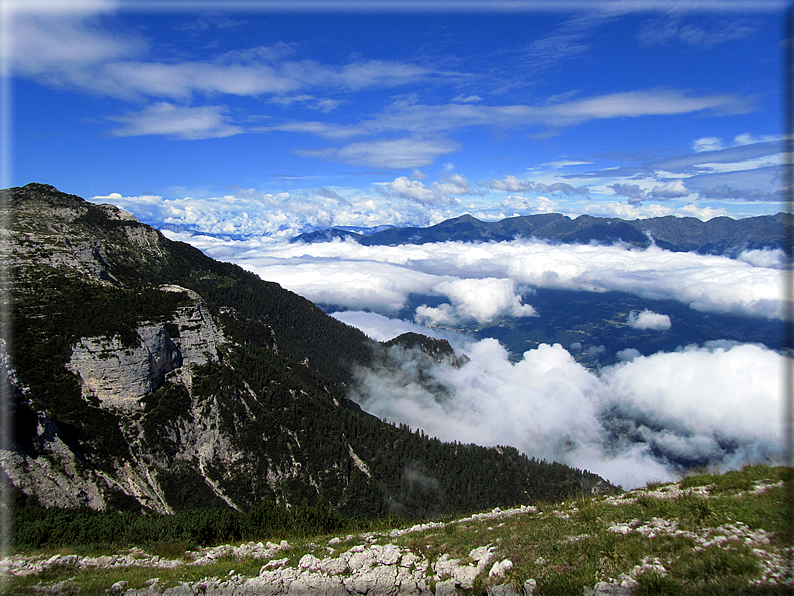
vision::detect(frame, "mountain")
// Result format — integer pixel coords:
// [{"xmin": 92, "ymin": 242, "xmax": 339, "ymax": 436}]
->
[
  {"xmin": 291, "ymin": 212, "xmax": 792, "ymax": 256},
  {"xmin": 2, "ymin": 183, "xmax": 611, "ymax": 519}
]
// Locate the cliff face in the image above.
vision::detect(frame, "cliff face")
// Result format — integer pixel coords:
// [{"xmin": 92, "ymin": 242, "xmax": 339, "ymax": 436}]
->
[
  {"xmin": 65, "ymin": 288, "xmax": 225, "ymax": 408},
  {"xmin": 3, "ymin": 183, "xmax": 612, "ymax": 518}
]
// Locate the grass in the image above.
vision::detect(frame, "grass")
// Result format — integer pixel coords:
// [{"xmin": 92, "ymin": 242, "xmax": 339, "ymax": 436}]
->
[{"xmin": 5, "ymin": 464, "xmax": 792, "ymax": 595}]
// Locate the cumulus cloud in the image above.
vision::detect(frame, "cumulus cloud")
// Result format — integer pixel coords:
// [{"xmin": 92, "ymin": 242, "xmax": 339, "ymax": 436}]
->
[
  {"xmin": 627, "ymin": 309, "xmax": 672, "ymax": 331},
  {"xmin": 148, "ymin": 219, "xmax": 786, "ymax": 489},
  {"xmin": 609, "ymin": 183, "xmax": 646, "ymax": 205},
  {"xmin": 381, "ymin": 177, "xmax": 438, "ymax": 204},
  {"xmin": 582, "ymin": 201, "xmax": 728, "ymax": 221},
  {"xmin": 416, "ymin": 278, "xmax": 536, "ymax": 326},
  {"xmin": 379, "ymin": 173, "xmax": 480, "ymax": 205},
  {"xmin": 349, "ymin": 339, "xmax": 784, "ymax": 488},
  {"xmin": 414, "ymin": 303, "xmax": 461, "ymax": 327},
  {"xmin": 649, "ymin": 179, "xmax": 689, "ymax": 200},
  {"xmin": 93, "ymin": 187, "xmax": 453, "ymax": 240}
]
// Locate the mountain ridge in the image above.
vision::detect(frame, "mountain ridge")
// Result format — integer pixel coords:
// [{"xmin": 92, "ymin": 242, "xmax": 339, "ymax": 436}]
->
[
  {"xmin": 2, "ymin": 183, "xmax": 612, "ymax": 520},
  {"xmin": 291, "ymin": 211, "xmax": 791, "ymax": 256}
]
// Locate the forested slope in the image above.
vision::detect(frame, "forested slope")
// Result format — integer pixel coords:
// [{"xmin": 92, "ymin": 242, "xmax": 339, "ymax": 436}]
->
[{"xmin": 2, "ymin": 183, "xmax": 613, "ymax": 523}]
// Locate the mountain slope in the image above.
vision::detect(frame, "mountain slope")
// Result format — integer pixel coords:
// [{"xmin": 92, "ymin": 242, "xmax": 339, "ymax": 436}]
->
[
  {"xmin": 292, "ymin": 212, "xmax": 791, "ymax": 256},
  {"xmin": 2, "ymin": 183, "xmax": 611, "ymax": 518},
  {"xmin": 7, "ymin": 465, "xmax": 788, "ymax": 596}
]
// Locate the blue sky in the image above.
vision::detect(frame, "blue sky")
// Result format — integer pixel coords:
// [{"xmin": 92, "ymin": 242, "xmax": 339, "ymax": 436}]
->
[
  {"xmin": 4, "ymin": 0, "xmax": 790, "ymax": 236},
  {"xmin": 4, "ymin": 0, "xmax": 791, "ymax": 488}
]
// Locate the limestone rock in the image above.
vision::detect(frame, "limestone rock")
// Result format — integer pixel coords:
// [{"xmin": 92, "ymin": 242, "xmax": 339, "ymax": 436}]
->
[
  {"xmin": 523, "ymin": 579, "xmax": 537, "ymax": 596},
  {"xmin": 161, "ymin": 285, "xmax": 226, "ymax": 368},
  {"xmin": 489, "ymin": 559, "xmax": 513, "ymax": 578},
  {"xmin": 487, "ymin": 584, "xmax": 522, "ymax": 596},
  {"xmin": 582, "ymin": 581, "xmax": 634, "ymax": 596},
  {"xmin": 67, "ymin": 322, "xmax": 181, "ymax": 407},
  {"xmin": 434, "ymin": 579, "xmax": 458, "ymax": 595},
  {"xmin": 65, "ymin": 287, "xmax": 226, "ymax": 409}
]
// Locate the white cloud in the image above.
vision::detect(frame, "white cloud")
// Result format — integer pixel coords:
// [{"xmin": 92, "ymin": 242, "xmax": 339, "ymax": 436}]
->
[
  {"xmin": 627, "ymin": 309, "xmax": 672, "ymax": 330},
  {"xmin": 182, "ymin": 236, "xmax": 784, "ymax": 323},
  {"xmin": 349, "ymin": 339, "xmax": 785, "ymax": 489},
  {"xmin": 734, "ymin": 133, "xmax": 780, "ymax": 146},
  {"xmin": 487, "ymin": 175, "xmax": 532, "ymax": 192},
  {"xmin": 582, "ymin": 201, "xmax": 728, "ymax": 221},
  {"xmin": 541, "ymin": 160, "xmax": 594, "ymax": 168},
  {"xmin": 296, "ymin": 137, "xmax": 460, "ymax": 169},
  {"xmin": 6, "ymin": 0, "xmax": 120, "ymax": 14},
  {"xmin": 601, "ymin": 344, "xmax": 781, "ymax": 447},
  {"xmin": 737, "ymin": 248, "xmax": 787, "ymax": 269},
  {"xmin": 452, "ymin": 94, "xmax": 482, "ymax": 103},
  {"xmin": 434, "ymin": 173, "xmax": 482, "ymax": 197},
  {"xmin": 9, "ymin": 7, "xmax": 434, "ymax": 102},
  {"xmin": 693, "ymin": 137, "xmax": 725, "ymax": 152},
  {"xmin": 381, "ymin": 177, "xmax": 438, "ymax": 204},
  {"xmin": 420, "ymin": 278, "xmax": 536, "ymax": 325},
  {"xmin": 649, "ymin": 179, "xmax": 689, "ymax": 199},
  {"xmin": 348, "ymin": 90, "xmax": 754, "ymax": 139},
  {"xmin": 94, "ymin": 182, "xmax": 483, "ymax": 240},
  {"xmin": 108, "ymin": 103, "xmax": 243, "ymax": 139},
  {"xmin": 414, "ymin": 303, "xmax": 461, "ymax": 327},
  {"xmin": 6, "ymin": 7, "xmax": 145, "ymax": 84},
  {"xmin": 330, "ymin": 310, "xmax": 467, "ymax": 345},
  {"xmin": 693, "ymin": 156, "xmax": 781, "ymax": 176},
  {"xmin": 637, "ymin": 17, "xmax": 758, "ymax": 49},
  {"xmin": 379, "ymin": 173, "xmax": 480, "ymax": 205},
  {"xmin": 616, "ymin": 348, "xmax": 642, "ymax": 361}
]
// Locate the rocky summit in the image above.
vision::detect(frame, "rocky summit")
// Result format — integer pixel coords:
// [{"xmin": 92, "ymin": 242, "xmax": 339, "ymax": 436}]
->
[{"xmin": 2, "ymin": 183, "xmax": 610, "ymax": 521}]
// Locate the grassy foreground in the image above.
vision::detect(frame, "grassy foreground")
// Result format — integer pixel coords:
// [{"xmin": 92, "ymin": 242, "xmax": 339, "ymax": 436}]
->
[{"xmin": 3, "ymin": 464, "xmax": 791, "ymax": 595}]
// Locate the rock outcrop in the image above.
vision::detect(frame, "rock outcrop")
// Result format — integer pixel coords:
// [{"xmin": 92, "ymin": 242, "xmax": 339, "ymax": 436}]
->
[
  {"xmin": 67, "ymin": 323, "xmax": 181, "ymax": 407},
  {"xmin": 66, "ymin": 286, "xmax": 225, "ymax": 408}
]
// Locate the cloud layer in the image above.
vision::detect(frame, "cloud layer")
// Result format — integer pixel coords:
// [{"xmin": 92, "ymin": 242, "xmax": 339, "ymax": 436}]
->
[
  {"xmin": 174, "ymin": 235, "xmax": 784, "ymax": 322},
  {"xmin": 349, "ymin": 335, "xmax": 784, "ymax": 489}
]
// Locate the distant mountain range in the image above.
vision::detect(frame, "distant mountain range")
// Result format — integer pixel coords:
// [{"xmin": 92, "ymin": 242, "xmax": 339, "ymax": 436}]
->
[
  {"xmin": 2, "ymin": 183, "xmax": 610, "ymax": 519},
  {"xmin": 292, "ymin": 212, "xmax": 792, "ymax": 256}
]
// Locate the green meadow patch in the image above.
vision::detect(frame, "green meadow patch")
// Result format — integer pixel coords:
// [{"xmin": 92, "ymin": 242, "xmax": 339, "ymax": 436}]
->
[{"xmin": 6, "ymin": 465, "xmax": 791, "ymax": 595}]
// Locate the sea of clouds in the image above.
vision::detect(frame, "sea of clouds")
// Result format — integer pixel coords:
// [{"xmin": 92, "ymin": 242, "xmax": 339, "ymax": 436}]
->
[
  {"xmin": 161, "ymin": 231, "xmax": 787, "ymax": 488},
  {"xmin": 170, "ymin": 233, "xmax": 784, "ymax": 322},
  {"xmin": 349, "ymin": 334, "xmax": 782, "ymax": 490}
]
